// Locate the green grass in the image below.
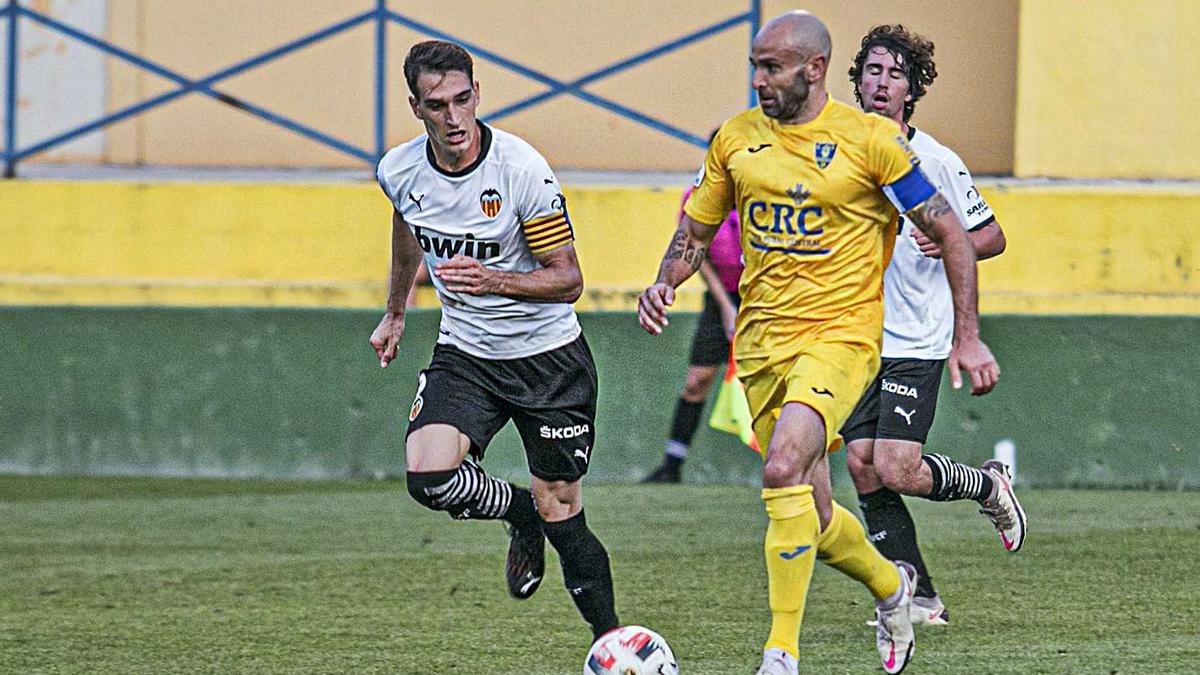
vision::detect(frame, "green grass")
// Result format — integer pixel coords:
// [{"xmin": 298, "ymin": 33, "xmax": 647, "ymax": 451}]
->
[{"xmin": 1, "ymin": 476, "xmax": 1197, "ymax": 674}]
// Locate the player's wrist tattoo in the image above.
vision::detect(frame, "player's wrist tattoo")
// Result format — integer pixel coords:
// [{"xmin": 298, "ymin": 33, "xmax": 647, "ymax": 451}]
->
[{"xmin": 665, "ymin": 230, "xmax": 708, "ymax": 272}]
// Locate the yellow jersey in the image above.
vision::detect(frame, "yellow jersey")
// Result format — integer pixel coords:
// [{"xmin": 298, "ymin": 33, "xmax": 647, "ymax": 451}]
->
[{"xmin": 685, "ymin": 97, "xmax": 926, "ymax": 360}]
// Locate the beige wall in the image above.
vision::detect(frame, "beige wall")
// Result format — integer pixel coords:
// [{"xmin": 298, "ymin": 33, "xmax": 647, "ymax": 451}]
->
[
  {"xmin": 764, "ymin": 0, "xmax": 1019, "ymax": 174},
  {"xmin": 34, "ymin": 0, "xmax": 1200, "ymax": 178},
  {"xmin": 1014, "ymin": 0, "xmax": 1200, "ymax": 178},
  {"xmin": 95, "ymin": 0, "xmax": 1017, "ymax": 173}
]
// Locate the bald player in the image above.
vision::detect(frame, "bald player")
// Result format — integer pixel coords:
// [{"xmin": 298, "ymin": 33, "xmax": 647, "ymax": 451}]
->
[{"xmin": 638, "ymin": 11, "xmax": 998, "ymax": 675}]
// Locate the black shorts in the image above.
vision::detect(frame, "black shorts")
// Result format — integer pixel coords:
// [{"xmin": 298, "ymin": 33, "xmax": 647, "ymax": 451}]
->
[
  {"xmin": 405, "ymin": 334, "xmax": 598, "ymax": 482},
  {"xmin": 689, "ymin": 290, "xmax": 740, "ymax": 366},
  {"xmin": 841, "ymin": 358, "xmax": 944, "ymax": 445}
]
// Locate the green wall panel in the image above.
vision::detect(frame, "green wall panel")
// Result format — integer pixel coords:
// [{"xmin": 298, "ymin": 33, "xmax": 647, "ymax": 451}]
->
[{"xmin": 1, "ymin": 308, "xmax": 1195, "ymax": 488}]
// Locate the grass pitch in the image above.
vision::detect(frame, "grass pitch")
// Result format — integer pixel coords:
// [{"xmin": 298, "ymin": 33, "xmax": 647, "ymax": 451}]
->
[{"xmin": 1, "ymin": 475, "xmax": 1197, "ymax": 674}]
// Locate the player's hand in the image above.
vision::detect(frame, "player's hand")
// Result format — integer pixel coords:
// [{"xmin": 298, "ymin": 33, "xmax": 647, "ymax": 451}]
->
[
  {"xmin": 369, "ymin": 311, "xmax": 406, "ymax": 368},
  {"xmin": 638, "ymin": 283, "xmax": 675, "ymax": 335},
  {"xmin": 911, "ymin": 229, "xmax": 943, "ymax": 258},
  {"xmin": 947, "ymin": 336, "xmax": 999, "ymax": 395},
  {"xmin": 434, "ymin": 255, "xmax": 499, "ymax": 296},
  {"xmin": 719, "ymin": 304, "xmax": 737, "ymax": 341}
]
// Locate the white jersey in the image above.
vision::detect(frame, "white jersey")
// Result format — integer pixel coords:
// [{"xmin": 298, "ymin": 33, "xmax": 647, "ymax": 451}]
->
[
  {"xmin": 377, "ymin": 123, "xmax": 580, "ymax": 359},
  {"xmin": 882, "ymin": 127, "xmax": 995, "ymax": 360}
]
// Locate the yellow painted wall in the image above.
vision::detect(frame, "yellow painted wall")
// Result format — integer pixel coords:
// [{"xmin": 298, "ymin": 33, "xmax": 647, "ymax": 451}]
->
[
  {"xmin": 1014, "ymin": 0, "xmax": 1200, "ymax": 178},
  {"xmin": 2, "ymin": 181, "xmax": 1197, "ymax": 315},
  {"xmin": 85, "ymin": 1, "xmax": 1019, "ymax": 173}
]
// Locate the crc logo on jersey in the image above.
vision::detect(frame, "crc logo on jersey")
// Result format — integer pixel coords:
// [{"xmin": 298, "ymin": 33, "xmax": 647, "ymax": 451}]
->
[
  {"xmin": 814, "ymin": 142, "xmax": 837, "ymax": 170},
  {"xmin": 747, "ymin": 201, "xmax": 824, "ymax": 236},
  {"xmin": 692, "ymin": 164, "xmax": 705, "ymax": 188},
  {"xmin": 539, "ymin": 423, "xmax": 590, "ymax": 439},
  {"xmin": 414, "ymin": 226, "xmax": 501, "ymax": 260},
  {"xmin": 882, "ymin": 379, "xmax": 919, "ymax": 398},
  {"xmin": 479, "ymin": 188, "xmax": 503, "ymax": 218}
]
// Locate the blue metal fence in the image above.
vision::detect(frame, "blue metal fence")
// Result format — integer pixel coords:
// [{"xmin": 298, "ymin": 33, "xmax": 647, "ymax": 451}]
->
[{"xmin": 2, "ymin": 0, "xmax": 760, "ymax": 178}]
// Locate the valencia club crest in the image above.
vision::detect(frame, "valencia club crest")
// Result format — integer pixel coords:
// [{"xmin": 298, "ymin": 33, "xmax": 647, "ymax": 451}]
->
[{"xmin": 480, "ymin": 188, "xmax": 503, "ymax": 218}]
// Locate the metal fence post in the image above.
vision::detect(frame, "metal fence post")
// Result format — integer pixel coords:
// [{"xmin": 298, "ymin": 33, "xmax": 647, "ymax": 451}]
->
[
  {"xmin": 374, "ymin": 0, "xmax": 387, "ymax": 161},
  {"xmin": 4, "ymin": 0, "xmax": 18, "ymax": 178},
  {"xmin": 748, "ymin": 0, "xmax": 760, "ymax": 110}
]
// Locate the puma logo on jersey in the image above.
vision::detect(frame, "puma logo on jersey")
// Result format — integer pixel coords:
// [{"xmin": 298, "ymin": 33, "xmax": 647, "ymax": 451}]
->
[
  {"xmin": 748, "ymin": 143, "xmax": 772, "ymax": 153},
  {"xmin": 894, "ymin": 406, "xmax": 916, "ymax": 425},
  {"xmin": 573, "ymin": 446, "xmax": 591, "ymax": 462},
  {"xmin": 408, "ymin": 192, "xmax": 425, "ymax": 211},
  {"xmin": 811, "ymin": 387, "xmax": 834, "ymax": 398},
  {"xmin": 414, "ymin": 226, "xmax": 500, "ymax": 260}
]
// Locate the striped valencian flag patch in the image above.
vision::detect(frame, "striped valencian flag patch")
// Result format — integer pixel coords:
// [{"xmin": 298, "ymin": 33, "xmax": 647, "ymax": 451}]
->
[{"xmin": 522, "ymin": 212, "xmax": 574, "ymax": 254}]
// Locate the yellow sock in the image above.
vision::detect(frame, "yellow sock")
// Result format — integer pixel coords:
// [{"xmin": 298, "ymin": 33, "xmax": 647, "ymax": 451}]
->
[
  {"xmin": 762, "ymin": 485, "xmax": 819, "ymax": 659},
  {"xmin": 817, "ymin": 502, "xmax": 901, "ymax": 601}
]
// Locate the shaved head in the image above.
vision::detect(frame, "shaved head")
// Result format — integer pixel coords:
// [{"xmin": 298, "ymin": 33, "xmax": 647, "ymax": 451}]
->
[
  {"xmin": 756, "ymin": 11, "xmax": 832, "ymax": 61},
  {"xmin": 750, "ymin": 11, "xmax": 831, "ymax": 123}
]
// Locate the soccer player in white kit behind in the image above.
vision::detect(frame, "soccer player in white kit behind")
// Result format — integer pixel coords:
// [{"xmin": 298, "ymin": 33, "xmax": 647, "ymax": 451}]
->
[
  {"xmin": 840, "ymin": 24, "xmax": 1027, "ymax": 627},
  {"xmin": 370, "ymin": 40, "xmax": 619, "ymax": 643}
]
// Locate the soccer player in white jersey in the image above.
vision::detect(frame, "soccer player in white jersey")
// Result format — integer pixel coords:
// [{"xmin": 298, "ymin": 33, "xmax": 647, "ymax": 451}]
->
[
  {"xmin": 370, "ymin": 40, "xmax": 618, "ymax": 642},
  {"xmin": 841, "ymin": 24, "xmax": 1027, "ymax": 626}
]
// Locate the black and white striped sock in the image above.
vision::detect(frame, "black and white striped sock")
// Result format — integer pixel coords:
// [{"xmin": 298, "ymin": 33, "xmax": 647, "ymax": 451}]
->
[
  {"xmin": 409, "ymin": 458, "xmax": 539, "ymax": 527},
  {"xmin": 921, "ymin": 453, "xmax": 994, "ymax": 502}
]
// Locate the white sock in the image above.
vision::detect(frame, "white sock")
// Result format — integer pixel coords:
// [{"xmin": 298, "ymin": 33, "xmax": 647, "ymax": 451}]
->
[{"xmin": 665, "ymin": 440, "xmax": 689, "ymax": 460}]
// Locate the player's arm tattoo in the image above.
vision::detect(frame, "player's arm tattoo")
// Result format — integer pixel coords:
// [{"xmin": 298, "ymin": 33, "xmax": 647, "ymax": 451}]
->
[
  {"xmin": 665, "ymin": 229, "xmax": 708, "ymax": 272},
  {"xmin": 906, "ymin": 192, "xmax": 954, "ymax": 235}
]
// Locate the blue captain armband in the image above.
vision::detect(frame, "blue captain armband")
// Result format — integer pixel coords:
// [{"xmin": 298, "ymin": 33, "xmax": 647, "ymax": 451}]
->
[{"xmin": 881, "ymin": 167, "xmax": 937, "ymax": 213}]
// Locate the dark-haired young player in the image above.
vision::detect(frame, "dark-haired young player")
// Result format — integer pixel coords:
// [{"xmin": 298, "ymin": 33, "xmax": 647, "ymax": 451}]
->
[
  {"xmin": 842, "ymin": 24, "xmax": 1026, "ymax": 627},
  {"xmin": 371, "ymin": 40, "xmax": 618, "ymax": 642}
]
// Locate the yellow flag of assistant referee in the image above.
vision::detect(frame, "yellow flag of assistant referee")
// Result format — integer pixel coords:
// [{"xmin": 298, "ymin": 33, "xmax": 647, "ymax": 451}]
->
[{"xmin": 708, "ymin": 346, "xmax": 759, "ymax": 452}]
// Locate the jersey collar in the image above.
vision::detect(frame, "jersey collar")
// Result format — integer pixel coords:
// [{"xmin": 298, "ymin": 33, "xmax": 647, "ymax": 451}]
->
[
  {"xmin": 765, "ymin": 92, "xmax": 834, "ymax": 132},
  {"xmin": 426, "ymin": 122, "xmax": 493, "ymax": 178}
]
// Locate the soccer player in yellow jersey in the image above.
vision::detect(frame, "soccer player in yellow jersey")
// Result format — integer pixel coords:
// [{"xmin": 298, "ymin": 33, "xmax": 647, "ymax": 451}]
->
[{"xmin": 638, "ymin": 11, "xmax": 999, "ymax": 675}]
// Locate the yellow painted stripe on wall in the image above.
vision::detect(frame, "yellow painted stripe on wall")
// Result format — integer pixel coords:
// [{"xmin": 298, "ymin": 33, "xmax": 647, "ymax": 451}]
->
[
  {"xmin": 2, "ymin": 181, "xmax": 1197, "ymax": 314},
  {"xmin": 1014, "ymin": 0, "xmax": 1200, "ymax": 178}
]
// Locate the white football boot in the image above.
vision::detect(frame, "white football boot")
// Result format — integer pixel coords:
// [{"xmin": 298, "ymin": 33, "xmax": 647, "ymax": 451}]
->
[
  {"xmin": 980, "ymin": 460, "xmax": 1027, "ymax": 552},
  {"xmin": 874, "ymin": 561, "xmax": 917, "ymax": 674},
  {"xmin": 910, "ymin": 594, "xmax": 949, "ymax": 626},
  {"xmin": 754, "ymin": 647, "xmax": 798, "ymax": 675}
]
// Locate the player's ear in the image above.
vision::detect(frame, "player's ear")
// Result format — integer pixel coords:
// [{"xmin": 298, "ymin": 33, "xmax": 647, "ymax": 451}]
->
[
  {"xmin": 473, "ymin": 81, "xmax": 481, "ymax": 105},
  {"xmin": 408, "ymin": 94, "xmax": 423, "ymax": 120},
  {"xmin": 806, "ymin": 54, "xmax": 827, "ymax": 83}
]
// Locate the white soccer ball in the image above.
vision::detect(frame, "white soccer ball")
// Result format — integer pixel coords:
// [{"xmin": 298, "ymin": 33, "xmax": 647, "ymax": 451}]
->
[{"xmin": 584, "ymin": 625, "xmax": 679, "ymax": 675}]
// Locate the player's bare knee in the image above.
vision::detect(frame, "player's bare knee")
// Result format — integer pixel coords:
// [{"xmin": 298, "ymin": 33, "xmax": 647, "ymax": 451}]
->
[
  {"xmin": 876, "ymin": 458, "xmax": 922, "ymax": 494},
  {"xmin": 762, "ymin": 450, "xmax": 812, "ymax": 488},
  {"xmin": 682, "ymin": 367, "xmax": 717, "ymax": 401},
  {"xmin": 532, "ymin": 478, "xmax": 581, "ymax": 522},
  {"xmin": 846, "ymin": 449, "xmax": 870, "ymax": 481}
]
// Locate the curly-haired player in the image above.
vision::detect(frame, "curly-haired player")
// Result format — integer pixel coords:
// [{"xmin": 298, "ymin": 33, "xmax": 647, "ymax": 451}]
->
[{"xmin": 842, "ymin": 24, "xmax": 1026, "ymax": 629}]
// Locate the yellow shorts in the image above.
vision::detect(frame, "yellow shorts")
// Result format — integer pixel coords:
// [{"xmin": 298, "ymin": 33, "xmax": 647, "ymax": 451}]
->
[{"xmin": 738, "ymin": 339, "xmax": 880, "ymax": 455}]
